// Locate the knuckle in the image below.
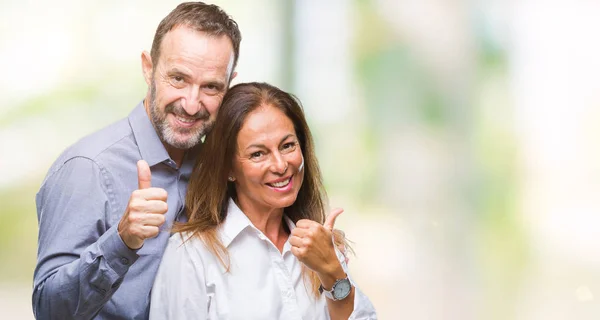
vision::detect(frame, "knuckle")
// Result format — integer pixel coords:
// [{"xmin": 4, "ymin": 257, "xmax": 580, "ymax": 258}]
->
[
  {"xmin": 127, "ymin": 214, "xmax": 137, "ymax": 224},
  {"xmin": 128, "ymin": 213, "xmax": 143, "ymax": 224},
  {"xmin": 158, "ymin": 189, "xmax": 168, "ymax": 199},
  {"xmin": 130, "ymin": 200, "xmax": 145, "ymax": 212},
  {"xmin": 132, "ymin": 189, "xmax": 144, "ymax": 198},
  {"xmin": 148, "ymin": 227, "xmax": 160, "ymax": 237},
  {"xmin": 127, "ymin": 226, "xmax": 140, "ymax": 237}
]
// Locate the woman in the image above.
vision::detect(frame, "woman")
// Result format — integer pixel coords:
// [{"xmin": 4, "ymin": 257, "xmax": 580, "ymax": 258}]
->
[{"xmin": 150, "ymin": 82, "xmax": 376, "ymax": 319}]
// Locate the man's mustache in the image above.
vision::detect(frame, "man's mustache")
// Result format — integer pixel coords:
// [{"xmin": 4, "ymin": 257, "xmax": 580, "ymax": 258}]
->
[{"xmin": 164, "ymin": 102, "xmax": 209, "ymax": 120}]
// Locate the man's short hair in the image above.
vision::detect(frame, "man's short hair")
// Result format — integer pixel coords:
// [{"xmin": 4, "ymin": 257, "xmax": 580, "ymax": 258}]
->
[{"xmin": 150, "ymin": 2, "xmax": 241, "ymax": 72}]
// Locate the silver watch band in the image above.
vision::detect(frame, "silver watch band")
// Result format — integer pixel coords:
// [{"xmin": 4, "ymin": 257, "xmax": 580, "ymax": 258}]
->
[{"xmin": 319, "ymin": 276, "xmax": 352, "ymax": 301}]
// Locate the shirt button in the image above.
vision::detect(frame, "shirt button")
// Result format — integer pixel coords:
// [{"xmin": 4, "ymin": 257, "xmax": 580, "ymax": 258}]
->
[{"xmin": 120, "ymin": 257, "xmax": 129, "ymax": 265}]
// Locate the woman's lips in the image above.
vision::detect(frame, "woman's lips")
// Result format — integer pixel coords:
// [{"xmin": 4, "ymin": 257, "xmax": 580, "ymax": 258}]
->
[{"xmin": 266, "ymin": 176, "xmax": 293, "ymax": 192}]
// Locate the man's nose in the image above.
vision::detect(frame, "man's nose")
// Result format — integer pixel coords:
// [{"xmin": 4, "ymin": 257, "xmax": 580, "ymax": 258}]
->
[{"xmin": 181, "ymin": 86, "xmax": 202, "ymax": 115}]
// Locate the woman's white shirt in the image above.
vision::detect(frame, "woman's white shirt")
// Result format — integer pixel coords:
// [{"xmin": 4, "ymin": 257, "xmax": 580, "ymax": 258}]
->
[{"xmin": 149, "ymin": 199, "xmax": 377, "ymax": 320}]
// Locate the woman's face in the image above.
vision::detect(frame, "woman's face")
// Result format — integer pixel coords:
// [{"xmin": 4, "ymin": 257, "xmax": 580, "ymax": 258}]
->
[{"xmin": 231, "ymin": 104, "xmax": 304, "ymax": 214}]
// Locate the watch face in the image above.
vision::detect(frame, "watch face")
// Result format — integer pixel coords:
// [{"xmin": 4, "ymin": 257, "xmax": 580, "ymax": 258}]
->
[{"xmin": 333, "ymin": 278, "xmax": 352, "ymax": 300}]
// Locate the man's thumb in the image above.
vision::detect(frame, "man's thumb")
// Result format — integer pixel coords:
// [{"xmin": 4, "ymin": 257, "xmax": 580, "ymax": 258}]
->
[
  {"xmin": 324, "ymin": 208, "xmax": 344, "ymax": 230},
  {"xmin": 137, "ymin": 160, "xmax": 152, "ymax": 189}
]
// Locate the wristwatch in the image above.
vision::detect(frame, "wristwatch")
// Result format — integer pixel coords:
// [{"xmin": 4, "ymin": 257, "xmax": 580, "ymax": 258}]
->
[{"xmin": 320, "ymin": 276, "xmax": 352, "ymax": 301}]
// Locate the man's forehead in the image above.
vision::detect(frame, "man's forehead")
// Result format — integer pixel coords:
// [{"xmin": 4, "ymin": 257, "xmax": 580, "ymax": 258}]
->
[
  {"xmin": 161, "ymin": 25, "xmax": 233, "ymax": 54},
  {"xmin": 158, "ymin": 25, "xmax": 235, "ymax": 79}
]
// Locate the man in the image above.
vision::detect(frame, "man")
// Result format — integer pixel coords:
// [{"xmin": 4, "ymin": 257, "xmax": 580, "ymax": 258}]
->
[{"xmin": 32, "ymin": 2, "xmax": 241, "ymax": 319}]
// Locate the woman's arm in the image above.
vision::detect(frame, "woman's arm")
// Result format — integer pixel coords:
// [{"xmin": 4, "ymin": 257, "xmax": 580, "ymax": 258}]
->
[
  {"xmin": 316, "ymin": 260, "xmax": 356, "ymax": 320},
  {"xmin": 290, "ymin": 209, "xmax": 377, "ymax": 320}
]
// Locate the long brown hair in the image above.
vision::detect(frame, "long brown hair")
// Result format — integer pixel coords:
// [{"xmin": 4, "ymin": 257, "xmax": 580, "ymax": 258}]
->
[{"xmin": 175, "ymin": 82, "xmax": 330, "ymax": 296}]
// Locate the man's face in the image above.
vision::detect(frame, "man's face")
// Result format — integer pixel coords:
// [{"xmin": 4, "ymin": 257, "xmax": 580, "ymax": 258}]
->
[{"xmin": 146, "ymin": 26, "xmax": 235, "ymax": 150}]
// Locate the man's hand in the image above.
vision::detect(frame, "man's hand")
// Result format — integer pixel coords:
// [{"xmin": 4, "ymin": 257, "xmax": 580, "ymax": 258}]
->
[{"xmin": 118, "ymin": 160, "xmax": 168, "ymax": 250}]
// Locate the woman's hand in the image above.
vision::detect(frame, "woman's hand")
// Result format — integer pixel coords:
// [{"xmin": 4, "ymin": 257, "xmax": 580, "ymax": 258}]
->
[{"xmin": 290, "ymin": 208, "xmax": 344, "ymax": 276}]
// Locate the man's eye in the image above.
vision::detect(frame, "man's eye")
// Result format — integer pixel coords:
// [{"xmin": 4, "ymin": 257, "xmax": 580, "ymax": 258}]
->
[
  {"xmin": 174, "ymin": 76, "xmax": 184, "ymax": 82},
  {"xmin": 204, "ymin": 84, "xmax": 220, "ymax": 94}
]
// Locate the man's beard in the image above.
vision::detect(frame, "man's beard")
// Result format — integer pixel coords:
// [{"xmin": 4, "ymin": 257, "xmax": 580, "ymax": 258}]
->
[{"xmin": 149, "ymin": 83, "xmax": 214, "ymax": 149}]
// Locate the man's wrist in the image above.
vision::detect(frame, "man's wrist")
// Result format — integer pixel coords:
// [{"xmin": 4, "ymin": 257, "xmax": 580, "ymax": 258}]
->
[
  {"xmin": 100, "ymin": 226, "xmax": 140, "ymax": 275},
  {"xmin": 117, "ymin": 220, "xmax": 143, "ymax": 250}
]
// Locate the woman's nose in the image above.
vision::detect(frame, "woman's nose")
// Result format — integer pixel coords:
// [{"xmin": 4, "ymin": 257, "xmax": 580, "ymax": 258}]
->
[{"xmin": 270, "ymin": 153, "xmax": 288, "ymax": 174}]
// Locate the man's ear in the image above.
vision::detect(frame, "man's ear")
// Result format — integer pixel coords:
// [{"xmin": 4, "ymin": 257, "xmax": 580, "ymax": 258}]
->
[
  {"xmin": 229, "ymin": 71, "xmax": 238, "ymax": 84},
  {"xmin": 141, "ymin": 51, "xmax": 153, "ymax": 86}
]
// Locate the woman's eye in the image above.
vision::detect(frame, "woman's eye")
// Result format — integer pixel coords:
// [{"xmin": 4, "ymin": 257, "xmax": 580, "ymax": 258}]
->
[
  {"xmin": 282, "ymin": 142, "xmax": 297, "ymax": 151},
  {"xmin": 250, "ymin": 151, "xmax": 263, "ymax": 159}
]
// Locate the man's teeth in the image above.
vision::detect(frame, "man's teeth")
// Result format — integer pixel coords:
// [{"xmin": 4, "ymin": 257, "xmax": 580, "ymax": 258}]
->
[
  {"xmin": 270, "ymin": 178, "xmax": 290, "ymax": 188},
  {"xmin": 176, "ymin": 116, "xmax": 196, "ymax": 123}
]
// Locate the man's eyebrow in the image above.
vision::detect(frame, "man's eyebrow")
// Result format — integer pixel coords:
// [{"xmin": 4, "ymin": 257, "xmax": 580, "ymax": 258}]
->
[
  {"xmin": 167, "ymin": 68, "xmax": 190, "ymax": 77},
  {"xmin": 203, "ymin": 80, "xmax": 226, "ymax": 89}
]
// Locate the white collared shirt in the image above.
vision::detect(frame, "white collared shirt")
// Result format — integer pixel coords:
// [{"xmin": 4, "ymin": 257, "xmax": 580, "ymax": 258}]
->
[{"xmin": 149, "ymin": 199, "xmax": 377, "ymax": 319}]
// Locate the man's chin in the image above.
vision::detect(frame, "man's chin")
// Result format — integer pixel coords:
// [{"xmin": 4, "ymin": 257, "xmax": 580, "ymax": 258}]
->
[{"xmin": 162, "ymin": 133, "xmax": 202, "ymax": 150}]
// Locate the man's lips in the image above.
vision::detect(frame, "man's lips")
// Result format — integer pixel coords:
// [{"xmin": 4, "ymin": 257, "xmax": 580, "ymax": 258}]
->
[{"xmin": 171, "ymin": 114, "xmax": 201, "ymax": 128}]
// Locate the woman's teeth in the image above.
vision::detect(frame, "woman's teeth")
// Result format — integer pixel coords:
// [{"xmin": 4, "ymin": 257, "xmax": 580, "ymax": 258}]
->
[{"xmin": 269, "ymin": 178, "xmax": 290, "ymax": 188}]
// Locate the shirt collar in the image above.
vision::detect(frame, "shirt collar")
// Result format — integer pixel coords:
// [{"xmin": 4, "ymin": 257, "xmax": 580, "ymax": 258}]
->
[
  {"xmin": 128, "ymin": 101, "xmax": 170, "ymax": 167},
  {"xmin": 220, "ymin": 198, "xmax": 296, "ymax": 248},
  {"xmin": 220, "ymin": 199, "xmax": 253, "ymax": 247}
]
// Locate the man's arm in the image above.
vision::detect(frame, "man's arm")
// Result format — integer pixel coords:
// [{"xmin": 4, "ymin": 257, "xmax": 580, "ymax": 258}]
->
[{"xmin": 33, "ymin": 157, "xmax": 139, "ymax": 320}]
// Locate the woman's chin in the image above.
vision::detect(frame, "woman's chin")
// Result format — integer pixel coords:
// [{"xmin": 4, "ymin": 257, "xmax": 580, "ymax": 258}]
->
[{"xmin": 270, "ymin": 194, "xmax": 298, "ymax": 210}]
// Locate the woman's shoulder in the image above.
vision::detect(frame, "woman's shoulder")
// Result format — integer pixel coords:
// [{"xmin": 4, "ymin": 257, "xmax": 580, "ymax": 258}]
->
[
  {"xmin": 167, "ymin": 231, "xmax": 200, "ymax": 246},
  {"xmin": 165, "ymin": 231, "xmax": 218, "ymax": 260}
]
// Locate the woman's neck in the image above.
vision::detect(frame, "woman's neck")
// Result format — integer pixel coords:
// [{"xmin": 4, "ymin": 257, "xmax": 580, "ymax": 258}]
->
[{"xmin": 235, "ymin": 199, "xmax": 289, "ymax": 252}]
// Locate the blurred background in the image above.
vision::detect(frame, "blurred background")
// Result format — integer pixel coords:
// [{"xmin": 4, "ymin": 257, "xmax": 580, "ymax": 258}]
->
[{"xmin": 2, "ymin": 0, "xmax": 600, "ymax": 319}]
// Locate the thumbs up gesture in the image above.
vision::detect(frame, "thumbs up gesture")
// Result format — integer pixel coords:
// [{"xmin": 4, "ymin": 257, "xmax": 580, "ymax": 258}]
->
[
  {"xmin": 290, "ymin": 208, "xmax": 345, "ymax": 276},
  {"xmin": 118, "ymin": 160, "xmax": 168, "ymax": 250}
]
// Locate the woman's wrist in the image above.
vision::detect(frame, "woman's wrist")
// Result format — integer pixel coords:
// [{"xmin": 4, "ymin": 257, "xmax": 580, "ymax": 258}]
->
[{"xmin": 317, "ymin": 261, "xmax": 346, "ymax": 290}]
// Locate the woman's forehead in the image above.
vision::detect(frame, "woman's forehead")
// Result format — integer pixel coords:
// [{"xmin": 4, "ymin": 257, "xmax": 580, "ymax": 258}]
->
[{"xmin": 237, "ymin": 106, "xmax": 296, "ymax": 146}]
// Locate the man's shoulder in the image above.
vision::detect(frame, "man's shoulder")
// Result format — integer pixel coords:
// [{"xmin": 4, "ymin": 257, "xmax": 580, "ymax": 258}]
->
[
  {"xmin": 45, "ymin": 115, "xmax": 139, "ymax": 179},
  {"xmin": 61, "ymin": 117, "xmax": 136, "ymax": 164}
]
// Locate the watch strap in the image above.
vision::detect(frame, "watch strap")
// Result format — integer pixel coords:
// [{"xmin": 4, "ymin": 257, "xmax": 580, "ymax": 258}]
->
[{"xmin": 319, "ymin": 276, "xmax": 352, "ymax": 301}]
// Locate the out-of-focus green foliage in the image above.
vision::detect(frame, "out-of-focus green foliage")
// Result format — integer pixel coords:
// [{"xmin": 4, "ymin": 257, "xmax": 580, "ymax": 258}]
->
[{"xmin": 0, "ymin": 182, "xmax": 38, "ymax": 282}]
